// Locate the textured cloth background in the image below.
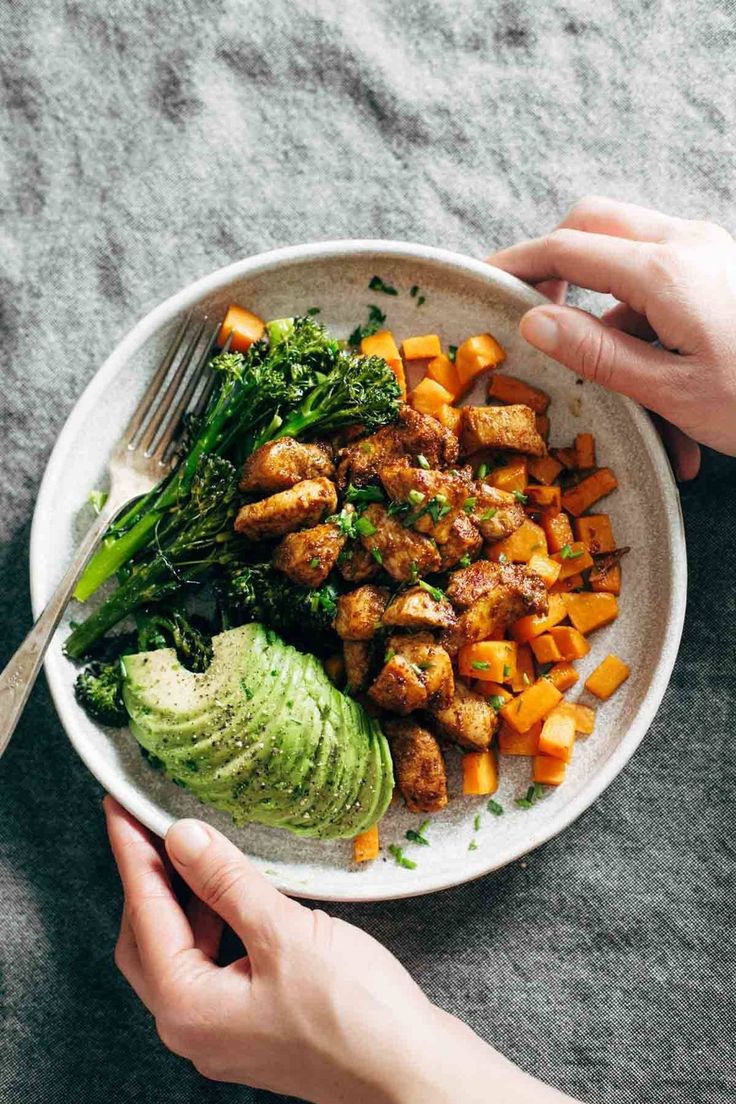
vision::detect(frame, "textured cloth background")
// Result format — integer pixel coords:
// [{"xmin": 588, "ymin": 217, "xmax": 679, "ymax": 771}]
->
[{"xmin": 1, "ymin": 2, "xmax": 735, "ymax": 1102}]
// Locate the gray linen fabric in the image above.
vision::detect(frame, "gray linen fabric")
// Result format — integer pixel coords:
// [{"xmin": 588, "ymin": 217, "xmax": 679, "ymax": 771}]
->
[{"xmin": 1, "ymin": 2, "xmax": 735, "ymax": 1101}]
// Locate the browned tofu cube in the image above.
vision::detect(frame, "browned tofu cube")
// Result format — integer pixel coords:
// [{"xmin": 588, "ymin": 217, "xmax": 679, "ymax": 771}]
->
[
  {"xmin": 336, "ymin": 404, "xmax": 459, "ymax": 488},
  {"xmin": 382, "ymin": 586, "xmax": 457, "ymax": 631},
  {"xmin": 272, "ymin": 522, "xmax": 346, "ymax": 587},
  {"xmin": 358, "ymin": 503, "xmax": 441, "ymax": 582},
  {"xmin": 368, "ymin": 655, "xmax": 428, "ymax": 714},
  {"xmin": 337, "ymin": 543, "xmax": 380, "ymax": 584},
  {"xmin": 343, "ymin": 640, "xmax": 372, "ymax": 693},
  {"xmin": 234, "ymin": 478, "xmax": 337, "ymax": 540},
  {"xmin": 430, "ymin": 680, "xmax": 499, "ymax": 750},
  {"xmin": 468, "ymin": 484, "xmax": 526, "ymax": 543},
  {"xmin": 239, "ymin": 438, "xmax": 334, "ymax": 494},
  {"xmin": 334, "ymin": 585, "xmax": 390, "ymax": 640},
  {"xmin": 384, "ymin": 719, "xmax": 448, "ymax": 813},
  {"xmin": 460, "ymin": 405, "xmax": 546, "ymax": 457},
  {"xmin": 378, "ymin": 460, "xmax": 470, "ymax": 538},
  {"xmin": 388, "ymin": 633, "xmax": 455, "ymax": 711},
  {"xmin": 437, "ymin": 512, "xmax": 483, "ymax": 571},
  {"xmin": 442, "ymin": 563, "xmax": 547, "ymax": 654}
]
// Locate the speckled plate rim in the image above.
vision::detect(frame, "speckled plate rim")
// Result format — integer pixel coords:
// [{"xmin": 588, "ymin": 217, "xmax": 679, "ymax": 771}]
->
[{"xmin": 29, "ymin": 240, "xmax": 687, "ymax": 901}]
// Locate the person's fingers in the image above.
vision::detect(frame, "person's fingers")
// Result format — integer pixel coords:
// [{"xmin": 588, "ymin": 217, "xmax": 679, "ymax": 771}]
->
[
  {"xmin": 602, "ymin": 301, "xmax": 657, "ymax": 342},
  {"xmin": 490, "ymin": 229, "xmax": 651, "ymax": 313},
  {"xmin": 652, "ymin": 416, "xmax": 702, "ymax": 481},
  {"xmin": 533, "ymin": 278, "xmax": 567, "ymax": 304},
  {"xmin": 186, "ymin": 895, "xmax": 225, "ymax": 962},
  {"xmin": 115, "ymin": 907, "xmax": 155, "ymax": 1010},
  {"xmin": 557, "ymin": 195, "xmax": 684, "ymax": 243},
  {"xmin": 166, "ymin": 819, "xmax": 302, "ymax": 957},
  {"xmin": 104, "ymin": 797, "xmax": 208, "ymax": 982},
  {"xmin": 519, "ymin": 304, "xmax": 686, "ymax": 418}
]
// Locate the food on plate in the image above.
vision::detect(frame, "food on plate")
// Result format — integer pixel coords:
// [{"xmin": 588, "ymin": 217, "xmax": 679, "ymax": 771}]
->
[{"xmin": 66, "ymin": 288, "xmax": 629, "ymax": 866}]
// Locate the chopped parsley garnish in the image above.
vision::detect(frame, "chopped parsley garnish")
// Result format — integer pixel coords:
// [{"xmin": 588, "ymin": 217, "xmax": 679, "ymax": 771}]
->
[
  {"xmin": 560, "ymin": 544, "xmax": 584, "ymax": 560},
  {"xmin": 384, "ymin": 648, "xmax": 396, "ymax": 663},
  {"xmin": 286, "ymin": 700, "xmax": 294, "ymax": 708},
  {"xmin": 513, "ymin": 491, "xmax": 529, "ymax": 504},
  {"xmin": 468, "ymin": 840, "xmax": 478, "ymax": 851},
  {"xmin": 459, "ymin": 553, "xmax": 472, "ymax": 567},
  {"xmin": 418, "ymin": 579, "xmax": 445, "ymax": 602},
  {"xmin": 471, "ymin": 660, "xmax": 491, "ymax": 671},
  {"xmin": 409, "ymin": 561, "xmax": 419, "ymax": 583},
  {"xmin": 345, "ymin": 483, "xmax": 385, "ymax": 506},
  {"xmin": 328, "ymin": 507, "xmax": 358, "ymax": 539},
  {"xmin": 370, "ymin": 546, "xmax": 383, "ymax": 564},
  {"xmin": 448, "ymin": 345, "xmax": 457, "ymax": 362},
  {"xmin": 408, "ymin": 489, "xmax": 425, "ymax": 506},
  {"xmin": 417, "ymin": 295, "xmax": 426, "ymax": 306},
  {"xmin": 265, "ymin": 628, "xmax": 277, "ymax": 645},
  {"xmin": 487, "ymin": 798, "xmax": 504, "ymax": 816},
  {"xmin": 355, "ymin": 515, "xmax": 377, "ymax": 537},
  {"xmin": 473, "ymin": 813, "xmax": 482, "ymax": 832},
  {"xmin": 475, "ymin": 463, "xmax": 488, "ymax": 480},
  {"xmin": 489, "ymin": 695, "xmax": 505, "ymax": 711},
  {"xmin": 348, "ymin": 304, "xmax": 386, "ymax": 346},
  {"xmin": 309, "ymin": 557, "xmax": 320, "ymax": 569},
  {"xmin": 306, "ymin": 306, "xmax": 321, "ymax": 316},
  {"xmin": 522, "ymin": 672, "xmax": 531, "ymax": 686},
  {"xmin": 479, "ymin": 508, "xmax": 497, "ymax": 522},
  {"xmin": 368, "ymin": 275, "xmax": 398, "ymax": 296},
  {"xmin": 416, "ymin": 454, "xmax": 430, "ymax": 470},
  {"xmin": 388, "ymin": 844, "xmax": 417, "ymax": 869},
  {"xmin": 427, "ymin": 494, "xmax": 452, "ymax": 524},
  {"xmin": 405, "ymin": 819, "xmax": 430, "ymax": 846},
  {"xmin": 463, "ymin": 496, "xmax": 477, "ymax": 514},
  {"xmin": 503, "ymin": 664, "xmax": 511, "ymax": 678},
  {"xmin": 515, "ymin": 783, "xmax": 548, "ymax": 810},
  {"xmin": 240, "ymin": 679, "xmax": 254, "ymax": 701}
]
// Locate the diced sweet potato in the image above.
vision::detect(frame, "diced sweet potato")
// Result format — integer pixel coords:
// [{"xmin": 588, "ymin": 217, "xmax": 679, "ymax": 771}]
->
[
  {"xmin": 217, "ymin": 304, "xmax": 265, "ymax": 353},
  {"xmin": 498, "ymin": 719, "xmax": 541, "ymax": 755},
  {"xmin": 462, "ymin": 749, "xmax": 498, "ymax": 795},
  {"xmin": 488, "ymin": 455, "xmax": 528, "ymax": 494},
  {"xmin": 473, "ymin": 680, "xmax": 514, "ymax": 703},
  {"xmin": 455, "ymin": 332, "xmax": 506, "ymax": 387},
  {"xmin": 487, "ymin": 518, "xmax": 547, "ymax": 564},
  {"xmin": 458, "ymin": 640, "xmax": 517, "ymax": 683},
  {"xmin": 530, "ymin": 634, "xmax": 562, "ymax": 664},
  {"xmin": 561, "ymin": 468, "xmax": 618, "ymax": 517},
  {"xmin": 563, "ymin": 592, "xmax": 619, "ymax": 635},
  {"xmin": 525, "ymin": 485, "xmax": 561, "ymax": 513},
  {"xmin": 527, "ymin": 455, "xmax": 563, "ymax": 485},
  {"xmin": 548, "ymin": 625, "xmax": 590, "ymax": 661},
  {"xmin": 509, "ymin": 643, "xmax": 535, "ymax": 692},
  {"xmin": 575, "ymin": 433, "xmax": 596, "ymax": 469},
  {"xmin": 410, "ymin": 377, "xmax": 455, "ymax": 417},
  {"xmin": 361, "ymin": 330, "xmax": 406, "ymax": 398},
  {"xmin": 403, "ymin": 334, "xmax": 442, "ymax": 360},
  {"xmin": 591, "ymin": 563, "xmax": 622, "ymax": 595},
  {"xmin": 551, "ymin": 542, "xmax": 594, "ymax": 580},
  {"xmin": 510, "ymin": 593, "xmax": 567, "ymax": 643},
  {"xmin": 571, "ymin": 702, "xmax": 596, "ymax": 734},
  {"xmin": 549, "ymin": 572, "xmax": 584, "ymax": 594},
  {"xmin": 542, "ymin": 511, "xmax": 574, "ymax": 554},
  {"xmin": 545, "ymin": 662, "xmax": 580, "ymax": 692},
  {"xmin": 573, "ymin": 514, "xmax": 616, "ymax": 554},
  {"xmin": 499, "ymin": 678, "xmax": 563, "ymax": 733},
  {"xmin": 528, "ymin": 552, "xmax": 562, "ymax": 589},
  {"xmin": 533, "ymin": 755, "xmax": 567, "ymax": 785},
  {"xmin": 538, "ymin": 707, "xmax": 576, "ymax": 762},
  {"xmin": 437, "ymin": 403, "xmax": 462, "ymax": 436},
  {"xmin": 535, "ymin": 415, "xmax": 550, "ymax": 442},
  {"xmin": 353, "ymin": 824, "xmax": 380, "ymax": 862},
  {"xmin": 487, "ymin": 374, "xmax": 550, "ymax": 413},
  {"xmin": 427, "ymin": 354, "xmax": 461, "ymax": 400},
  {"xmin": 585, "ymin": 654, "xmax": 630, "ymax": 700}
]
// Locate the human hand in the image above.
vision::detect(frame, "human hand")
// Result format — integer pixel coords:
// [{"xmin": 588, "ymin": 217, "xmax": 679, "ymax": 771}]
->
[
  {"xmin": 489, "ymin": 196, "xmax": 736, "ymax": 479},
  {"xmin": 104, "ymin": 797, "xmax": 577, "ymax": 1103}
]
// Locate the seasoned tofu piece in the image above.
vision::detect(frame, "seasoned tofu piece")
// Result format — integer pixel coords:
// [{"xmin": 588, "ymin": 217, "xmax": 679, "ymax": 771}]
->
[
  {"xmin": 430, "ymin": 680, "xmax": 499, "ymax": 751},
  {"xmin": 239, "ymin": 438, "xmax": 334, "ymax": 494},
  {"xmin": 334, "ymin": 585, "xmax": 390, "ymax": 641},
  {"xmin": 272, "ymin": 522, "xmax": 346, "ymax": 587},
  {"xmin": 468, "ymin": 483, "xmax": 526, "ymax": 543},
  {"xmin": 382, "ymin": 586, "xmax": 457, "ymax": 631},
  {"xmin": 384, "ymin": 719, "xmax": 448, "ymax": 813},
  {"xmin": 234, "ymin": 478, "xmax": 337, "ymax": 540},
  {"xmin": 460, "ymin": 405, "xmax": 546, "ymax": 457},
  {"xmin": 442, "ymin": 564, "xmax": 547, "ymax": 654},
  {"xmin": 337, "ymin": 543, "xmax": 380, "ymax": 584},
  {"xmin": 337, "ymin": 405, "xmax": 459, "ymax": 489},
  {"xmin": 358, "ymin": 503, "xmax": 441, "ymax": 582},
  {"xmin": 368, "ymin": 655, "xmax": 428, "ymax": 715},
  {"xmin": 378, "ymin": 461, "xmax": 471, "ymax": 537},
  {"xmin": 343, "ymin": 640, "xmax": 372, "ymax": 693},
  {"xmin": 437, "ymin": 512, "xmax": 483, "ymax": 571},
  {"xmin": 387, "ymin": 633, "xmax": 454, "ymax": 711}
]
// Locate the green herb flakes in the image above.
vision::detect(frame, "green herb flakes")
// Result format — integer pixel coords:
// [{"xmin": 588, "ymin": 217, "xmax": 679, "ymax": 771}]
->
[
  {"xmin": 369, "ymin": 275, "xmax": 398, "ymax": 296},
  {"xmin": 459, "ymin": 553, "xmax": 472, "ymax": 567},
  {"xmin": 473, "ymin": 813, "xmax": 482, "ymax": 832},
  {"xmin": 416, "ymin": 454, "xmax": 430, "ymax": 470},
  {"xmin": 463, "ymin": 496, "xmax": 477, "ymax": 514},
  {"xmin": 370, "ymin": 546, "xmax": 383, "ymax": 564},
  {"xmin": 418, "ymin": 579, "xmax": 445, "ymax": 602},
  {"xmin": 405, "ymin": 819, "xmax": 430, "ymax": 846},
  {"xmin": 355, "ymin": 515, "xmax": 377, "ymax": 537},
  {"xmin": 309, "ymin": 557, "xmax": 320, "ymax": 569},
  {"xmin": 560, "ymin": 544, "xmax": 584, "ymax": 560},
  {"xmin": 471, "ymin": 660, "xmax": 491, "ymax": 671},
  {"xmin": 487, "ymin": 798, "xmax": 504, "ymax": 816},
  {"xmin": 475, "ymin": 463, "xmax": 488, "ymax": 480},
  {"xmin": 388, "ymin": 844, "xmax": 417, "ymax": 870}
]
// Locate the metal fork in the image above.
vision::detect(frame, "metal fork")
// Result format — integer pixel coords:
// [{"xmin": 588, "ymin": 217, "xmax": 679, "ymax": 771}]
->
[{"xmin": 0, "ymin": 314, "xmax": 219, "ymax": 757}]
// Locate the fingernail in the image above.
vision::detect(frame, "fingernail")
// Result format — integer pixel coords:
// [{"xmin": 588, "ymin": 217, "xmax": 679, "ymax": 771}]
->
[
  {"xmin": 521, "ymin": 309, "xmax": 559, "ymax": 353},
  {"xmin": 167, "ymin": 820, "xmax": 211, "ymax": 865}
]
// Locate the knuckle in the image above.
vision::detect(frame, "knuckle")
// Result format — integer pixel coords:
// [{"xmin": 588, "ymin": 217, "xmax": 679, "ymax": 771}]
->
[
  {"xmin": 198, "ymin": 859, "xmax": 247, "ymax": 913},
  {"xmin": 574, "ymin": 327, "xmax": 614, "ymax": 387},
  {"xmin": 688, "ymin": 218, "xmax": 731, "ymax": 245},
  {"xmin": 155, "ymin": 1009, "xmax": 196, "ymax": 1057},
  {"xmin": 567, "ymin": 194, "xmax": 606, "ymax": 222},
  {"xmin": 647, "ymin": 242, "xmax": 687, "ymax": 285}
]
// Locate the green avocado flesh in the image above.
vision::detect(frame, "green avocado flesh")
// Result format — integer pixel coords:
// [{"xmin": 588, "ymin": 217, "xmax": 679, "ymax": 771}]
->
[{"xmin": 122, "ymin": 624, "xmax": 394, "ymax": 840}]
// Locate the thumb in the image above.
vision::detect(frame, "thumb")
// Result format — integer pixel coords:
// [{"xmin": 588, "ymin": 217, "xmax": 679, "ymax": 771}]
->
[
  {"xmin": 519, "ymin": 304, "xmax": 681, "ymax": 417},
  {"xmin": 166, "ymin": 818, "xmax": 302, "ymax": 955}
]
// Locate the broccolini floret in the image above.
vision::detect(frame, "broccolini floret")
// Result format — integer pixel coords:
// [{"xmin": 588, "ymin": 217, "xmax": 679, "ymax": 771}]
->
[
  {"xmin": 74, "ymin": 660, "xmax": 127, "ymax": 727},
  {"xmin": 225, "ymin": 563, "xmax": 341, "ymax": 656}
]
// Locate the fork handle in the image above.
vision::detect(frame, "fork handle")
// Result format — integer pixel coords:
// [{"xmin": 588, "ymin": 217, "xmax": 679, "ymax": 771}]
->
[{"xmin": 0, "ymin": 498, "xmax": 120, "ymax": 758}]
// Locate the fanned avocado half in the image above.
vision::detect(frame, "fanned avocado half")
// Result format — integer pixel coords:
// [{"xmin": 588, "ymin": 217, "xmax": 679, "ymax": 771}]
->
[{"xmin": 122, "ymin": 624, "xmax": 394, "ymax": 840}]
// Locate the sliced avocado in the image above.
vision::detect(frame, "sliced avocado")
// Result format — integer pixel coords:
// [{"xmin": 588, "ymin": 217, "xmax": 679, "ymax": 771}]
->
[{"xmin": 122, "ymin": 624, "xmax": 393, "ymax": 840}]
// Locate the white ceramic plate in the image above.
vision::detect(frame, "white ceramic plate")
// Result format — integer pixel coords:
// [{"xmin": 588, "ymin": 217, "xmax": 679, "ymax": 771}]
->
[{"xmin": 30, "ymin": 241, "xmax": 686, "ymax": 901}]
